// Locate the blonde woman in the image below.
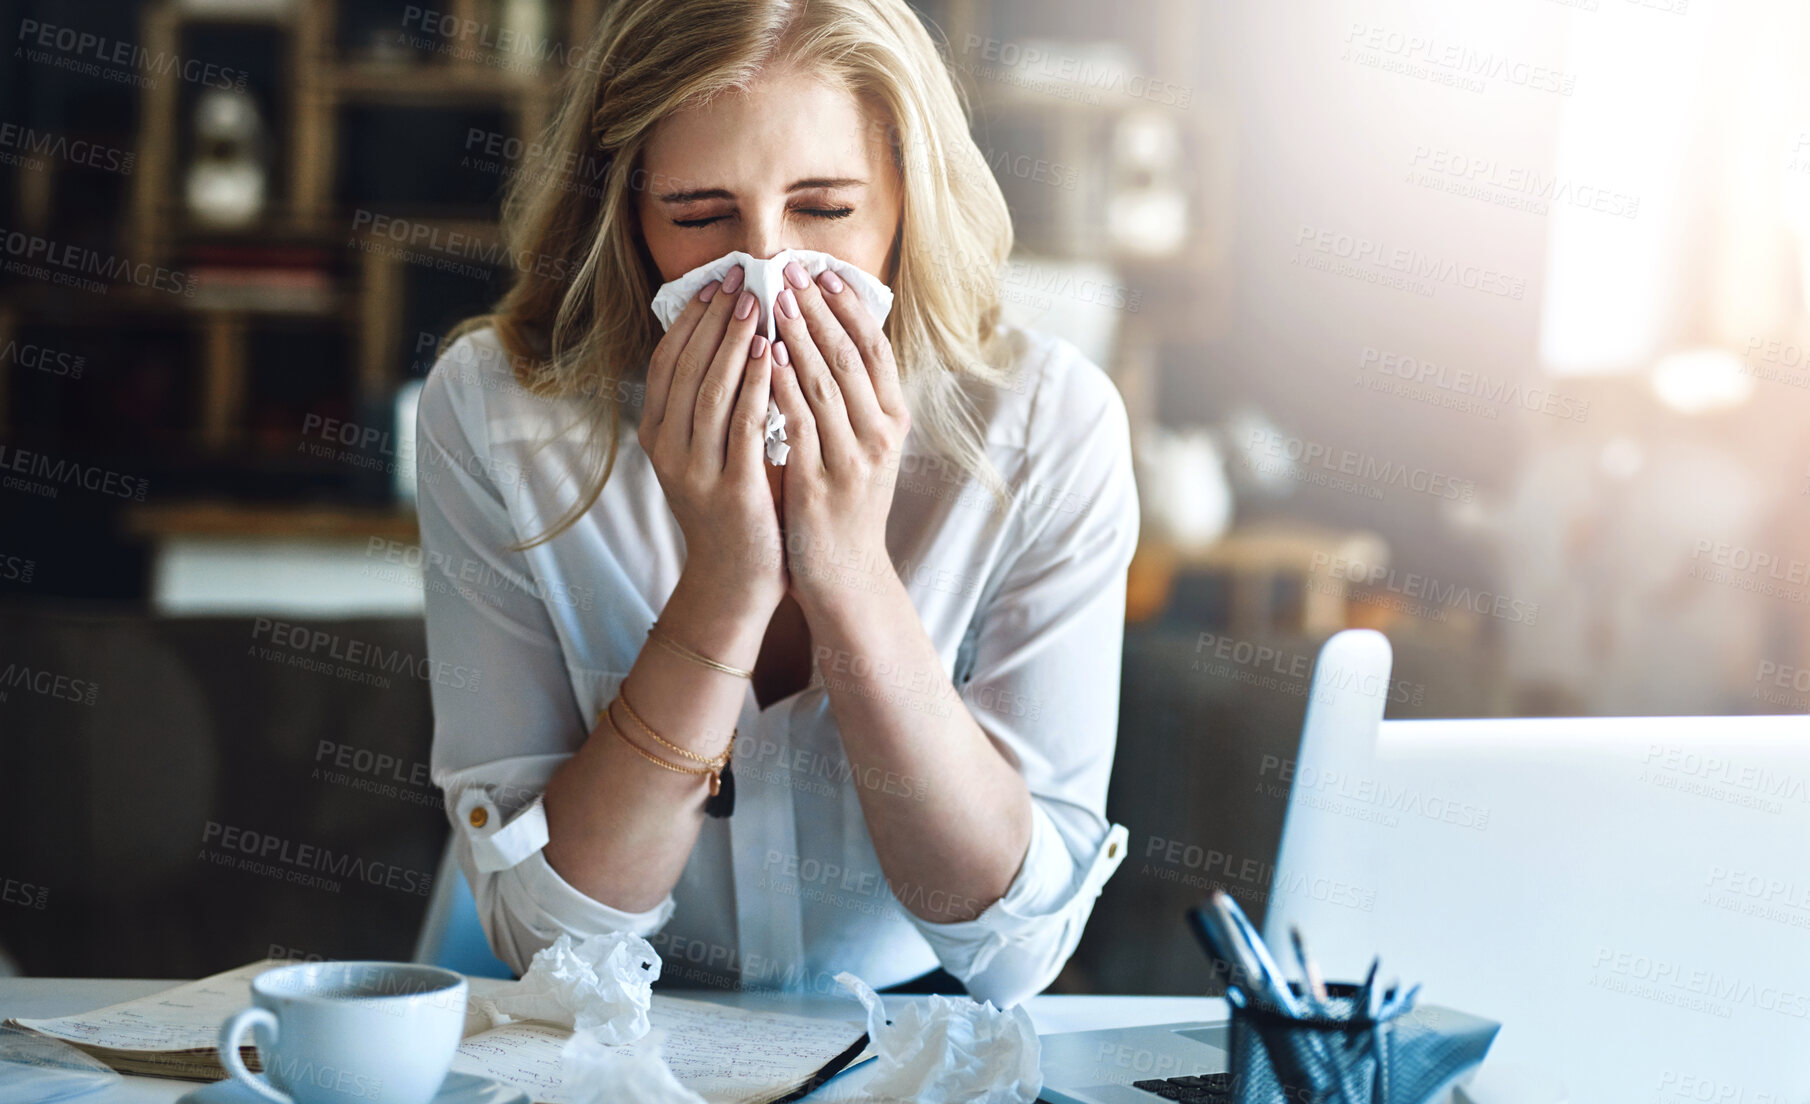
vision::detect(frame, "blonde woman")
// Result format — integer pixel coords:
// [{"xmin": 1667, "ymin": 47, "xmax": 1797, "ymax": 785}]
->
[{"xmin": 421, "ymin": 0, "xmax": 1137, "ymax": 1008}]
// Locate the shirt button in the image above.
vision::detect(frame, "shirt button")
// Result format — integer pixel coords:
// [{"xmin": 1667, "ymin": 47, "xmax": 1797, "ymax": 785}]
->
[{"xmin": 469, "ymin": 807, "xmax": 489, "ymax": 828}]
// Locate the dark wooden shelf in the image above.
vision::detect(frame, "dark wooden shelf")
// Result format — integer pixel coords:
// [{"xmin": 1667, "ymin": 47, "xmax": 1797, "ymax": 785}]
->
[
  {"xmin": 330, "ymin": 61, "xmax": 542, "ymax": 103},
  {"xmin": 125, "ymin": 500, "xmax": 419, "ymax": 542}
]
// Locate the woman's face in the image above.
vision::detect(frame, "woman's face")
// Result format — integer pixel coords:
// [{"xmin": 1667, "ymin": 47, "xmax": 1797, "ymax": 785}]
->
[{"xmin": 635, "ymin": 64, "xmax": 903, "ymax": 284}]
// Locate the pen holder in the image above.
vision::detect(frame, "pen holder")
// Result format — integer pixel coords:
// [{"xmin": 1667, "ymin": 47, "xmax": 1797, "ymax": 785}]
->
[{"xmin": 1228, "ymin": 984, "xmax": 1500, "ymax": 1104}]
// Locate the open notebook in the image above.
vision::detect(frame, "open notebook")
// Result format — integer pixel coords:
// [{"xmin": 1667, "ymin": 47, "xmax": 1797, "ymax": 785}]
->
[{"xmin": 5, "ymin": 960, "xmax": 872, "ymax": 1104}]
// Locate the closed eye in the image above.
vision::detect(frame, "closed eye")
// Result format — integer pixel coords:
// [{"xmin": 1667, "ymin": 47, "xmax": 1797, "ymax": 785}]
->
[{"xmin": 672, "ymin": 206, "xmax": 856, "ymax": 229}]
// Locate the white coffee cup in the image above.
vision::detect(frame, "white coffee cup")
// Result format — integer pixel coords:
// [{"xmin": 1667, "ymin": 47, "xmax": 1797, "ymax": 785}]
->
[{"xmin": 217, "ymin": 961, "xmax": 469, "ymax": 1104}]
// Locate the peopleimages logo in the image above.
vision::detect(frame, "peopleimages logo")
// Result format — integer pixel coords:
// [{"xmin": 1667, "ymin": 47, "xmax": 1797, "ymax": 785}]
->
[
  {"xmin": 1691, "ymin": 540, "xmax": 1810, "ymax": 583},
  {"xmin": 1705, "ymin": 865, "xmax": 1810, "ymax": 912},
  {"xmin": 364, "ymin": 537, "xmax": 595, "ymax": 612},
  {"xmin": 1243, "ymin": 429, "xmax": 1477, "ymax": 502},
  {"xmin": 1293, "ymin": 224, "xmax": 1526, "ymax": 300},
  {"xmin": 1309, "ymin": 551, "xmax": 1539, "ymax": 624},
  {"xmin": 954, "ymin": 35, "xmax": 1194, "ymax": 109},
  {"xmin": 0, "ymin": 553, "xmax": 35, "ymax": 584},
  {"xmin": 15, "ymin": 19, "xmax": 250, "ymax": 91},
  {"xmin": 1258, "ymin": 754, "xmax": 1491, "ymax": 830},
  {"xmin": 1405, "ymin": 146, "xmax": 1638, "ymax": 219},
  {"xmin": 0, "ymin": 224, "xmax": 194, "ymax": 297},
  {"xmin": 250, "ymin": 618, "xmax": 483, "ymax": 693},
  {"xmin": 0, "ymin": 662, "xmax": 99, "ymax": 706},
  {"xmin": 1191, "ymin": 632, "xmax": 1426, "ymax": 705},
  {"xmin": 0, "ymin": 877, "xmax": 49, "ymax": 910},
  {"xmin": 1, "ymin": 337, "xmax": 85, "ymax": 379},
  {"xmin": 0, "ymin": 444, "xmax": 150, "ymax": 501},
  {"xmin": 1643, "ymin": 745, "xmax": 1809, "ymax": 805},
  {"xmin": 1341, "ymin": 23, "xmax": 1576, "ymax": 96},
  {"xmin": 0, "ymin": 122, "xmax": 135, "ymax": 175},
  {"xmin": 201, "ymin": 821, "xmax": 434, "ymax": 896},
  {"xmin": 349, "ymin": 210, "xmax": 573, "ymax": 282},
  {"xmin": 398, "ymin": 6, "xmax": 619, "ymax": 76},
  {"xmin": 1590, "ymin": 947, "xmax": 1809, "ymax": 1020},
  {"xmin": 1140, "ymin": 835, "xmax": 1378, "ymax": 912},
  {"xmin": 1357, "ymin": 346, "xmax": 1590, "ymax": 422}
]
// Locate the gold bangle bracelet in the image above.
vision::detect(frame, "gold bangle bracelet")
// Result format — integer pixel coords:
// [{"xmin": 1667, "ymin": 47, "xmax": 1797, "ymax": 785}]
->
[
  {"xmin": 601, "ymin": 701, "xmax": 725, "ymax": 796},
  {"xmin": 615, "ymin": 686, "xmax": 734, "ymax": 768},
  {"xmin": 647, "ymin": 621, "xmax": 754, "ymax": 680}
]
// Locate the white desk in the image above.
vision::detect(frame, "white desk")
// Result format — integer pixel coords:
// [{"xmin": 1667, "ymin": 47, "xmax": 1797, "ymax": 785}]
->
[{"xmin": 0, "ymin": 977, "xmax": 1228, "ymax": 1102}]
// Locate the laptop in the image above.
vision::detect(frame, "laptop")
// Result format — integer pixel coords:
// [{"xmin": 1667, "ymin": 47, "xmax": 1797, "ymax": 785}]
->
[
  {"xmin": 1038, "ymin": 630, "xmax": 1395, "ymax": 1104},
  {"xmin": 1262, "ymin": 710, "xmax": 1810, "ymax": 1103}
]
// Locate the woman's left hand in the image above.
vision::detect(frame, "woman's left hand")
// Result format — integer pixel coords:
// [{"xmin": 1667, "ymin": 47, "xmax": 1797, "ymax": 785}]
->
[{"xmin": 768, "ymin": 259, "xmax": 911, "ymax": 617}]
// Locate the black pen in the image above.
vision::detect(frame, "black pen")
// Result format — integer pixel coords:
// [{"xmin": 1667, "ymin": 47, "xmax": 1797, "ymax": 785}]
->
[
  {"xmin": 1356, "ymin": 958, "xmax": 1379, "ymax": 1022},
  {"xmin": 1380, "ymin": 982, "xmax": 1420, "ymax": 1020}
]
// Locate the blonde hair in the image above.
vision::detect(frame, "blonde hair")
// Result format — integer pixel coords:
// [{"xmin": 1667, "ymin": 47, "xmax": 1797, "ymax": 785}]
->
[{"xmin": 450, "ymin": 0, "xmax": 1018, "ymax": 547}]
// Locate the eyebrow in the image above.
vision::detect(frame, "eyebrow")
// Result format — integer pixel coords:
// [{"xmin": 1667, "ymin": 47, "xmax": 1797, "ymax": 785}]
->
[{"xmin": 656, "ymin": 177, "xmax": 869, "ymax": 203}]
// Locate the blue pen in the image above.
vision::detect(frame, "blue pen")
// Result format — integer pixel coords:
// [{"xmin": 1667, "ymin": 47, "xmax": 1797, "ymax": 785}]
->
[
  {"xmin": 1210, "ymin": 894, "xmax": 1355, "ymax": 1088},
  {"xmin": 1188, "ymin": 899, "xmax": 1266, "ymax": 1001},
  {"xmin": 1209, "ymin": 892, "xmax": 1304, "ymax": 1017},
  {"xmin": 1289, "ymin": 927, "xmax": 1331, "ymax": 1014}
]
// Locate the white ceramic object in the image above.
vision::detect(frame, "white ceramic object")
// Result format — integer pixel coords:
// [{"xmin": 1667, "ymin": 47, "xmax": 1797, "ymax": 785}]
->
[{"xmin": 217, "ymin": 962, "xmax": 469, "ymax": 1104}]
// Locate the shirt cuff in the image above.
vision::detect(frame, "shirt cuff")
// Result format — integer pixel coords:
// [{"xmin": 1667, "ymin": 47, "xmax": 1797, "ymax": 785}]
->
[
  {"xmin": 456, "ymin": 787, "xmax": 552, "ymax": 873},
  {"xmin": 450, "ymin": 783, "xmax": 675, "ymax": 965},
  {"xmin": 502, "ymin": 849, "xmax": 676, "ymax": 939},
  {"xmin": 907, "ymin": 806, "xmax": 1129, "ymax": 983}
]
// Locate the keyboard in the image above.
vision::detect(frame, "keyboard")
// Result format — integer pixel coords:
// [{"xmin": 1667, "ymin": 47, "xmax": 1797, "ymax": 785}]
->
[{"xmin": 1130, "ymin": 1073, "xmax": 1234, "ymax": 1102}]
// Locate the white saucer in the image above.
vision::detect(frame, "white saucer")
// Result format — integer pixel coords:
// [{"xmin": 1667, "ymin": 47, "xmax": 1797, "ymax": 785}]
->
[{"xmin": 178, "ymin": 1071, "xmax": 531, "ymax": 1104}]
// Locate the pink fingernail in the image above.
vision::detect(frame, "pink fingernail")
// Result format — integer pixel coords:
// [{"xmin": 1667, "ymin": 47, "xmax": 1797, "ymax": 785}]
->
[
  {"xmin": 698, "ymin": 279, "xmax": 721, "ymax": 303},
  {"xmin": 784, "ymin": 260, "xmax": 810, "ymax": 289},
  {"xmin": 773, "ymin": 340, "xmax": 790, "ymax": 367},
  {"xmin": 817, "ymin": 269, "xmax": 844, "ymax": 294},
  {"xmin": 722, "ymin": 265, "xmax": 746, "ymax": 294},
  {"xmin": 777, "ymin": 287, "xmax": 799, "ymax": 319},
  {"xmin": 735, "ymin": 289, "xmax": 756, "ymax": 320},
  {"xmin": 750, "ymin": 334, "xmax": 768, "ymax": 359}
]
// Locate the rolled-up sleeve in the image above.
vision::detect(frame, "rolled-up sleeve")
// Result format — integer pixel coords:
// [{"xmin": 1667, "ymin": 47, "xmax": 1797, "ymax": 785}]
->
[
  {"xmin": 417, "ymin": 335, "xmax": 673, "ymax": 976},
  {"xmin": 906, "ymin": 339, "xmax": 1139, "ymax": 1008}
]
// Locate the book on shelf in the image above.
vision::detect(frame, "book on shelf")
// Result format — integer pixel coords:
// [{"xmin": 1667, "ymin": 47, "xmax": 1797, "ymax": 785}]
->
[{"xmin": 182, "ymin": 243, "xmax": 337, "ymax": 313}]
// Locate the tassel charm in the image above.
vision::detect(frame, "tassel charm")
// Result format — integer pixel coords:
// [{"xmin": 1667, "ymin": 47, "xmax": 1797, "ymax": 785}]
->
[{"xmin": 704, "ymin": 762, "xmax": 736, "ymax": 818}]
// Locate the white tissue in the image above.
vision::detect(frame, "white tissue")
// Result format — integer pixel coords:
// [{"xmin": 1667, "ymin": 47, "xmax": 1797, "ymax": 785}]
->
[
  {"xmin": 649, "ymin": 249, "xmax": 895, "ymax": 466},
  {"xmin": 477, "ymin": 932, "xmax": 661, "ymax": 1044},
  {"xmin": 833, "ymin": 972, "xmax": 1042, "ymax": 1104},
  {"xmin": 560, "ymin": 1029, "xmax": 707, "ymax": 1104}
]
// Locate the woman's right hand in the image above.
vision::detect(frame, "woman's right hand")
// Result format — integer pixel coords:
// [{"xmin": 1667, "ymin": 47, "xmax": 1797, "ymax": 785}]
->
[{"xmin": 640, "ymin": 264, "xmax": 787, "ymax": 621}]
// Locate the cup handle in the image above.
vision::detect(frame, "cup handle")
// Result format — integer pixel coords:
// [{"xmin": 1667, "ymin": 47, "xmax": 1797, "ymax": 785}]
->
[{"xmin": 219, "ymin": 1006, "xmax": 292, "ymax": 1104}]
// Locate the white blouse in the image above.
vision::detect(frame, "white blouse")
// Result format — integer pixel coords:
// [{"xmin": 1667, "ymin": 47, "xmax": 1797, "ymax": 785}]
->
[{"xmin": 419, "ymin": 322, "xmax": 1138, "ymax": 1009}]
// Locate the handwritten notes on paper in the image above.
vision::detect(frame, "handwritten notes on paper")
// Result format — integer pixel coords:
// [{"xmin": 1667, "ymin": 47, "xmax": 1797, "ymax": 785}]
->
[
  {"xmin": 9, "ymin": 962, "xmax": 867, "ymax": 1104},
  {"xmin": 450, "ymin": 995, "xmax": 867, "ymax": 1104},
  {"xmin": 11, "ymin": 961, "xmax": 276, "ymax": 1054}
]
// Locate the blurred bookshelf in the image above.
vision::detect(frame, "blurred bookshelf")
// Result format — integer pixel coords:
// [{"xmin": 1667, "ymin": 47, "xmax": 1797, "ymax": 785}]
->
[
  {"xmin": 919, "ymin": 0, "xmax": 1251, "ymax": 624},
  {"xmin": 0, "ymin": 0, "xmax": 612, "ymax": 609},
  {"xmin": 921, "ymin": 0, "xmax": 1231, "ymax": 435},
  {"xmin": 1, "ymin": 0, "xmax": 602, "ymax": 524},
  {"xmin": 4, "ymin": 0, "xmax": 1233, "ymax": 609}
]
